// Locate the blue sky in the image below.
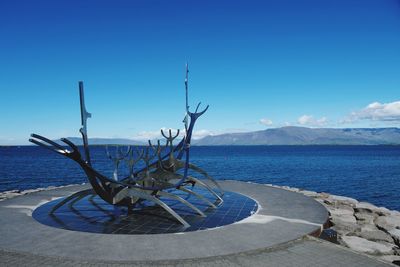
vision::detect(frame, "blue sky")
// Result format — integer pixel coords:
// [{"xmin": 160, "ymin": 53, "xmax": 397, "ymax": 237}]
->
[{"xmin": 0, "ymin": 0, "xmax": 399, "ymax": 145}]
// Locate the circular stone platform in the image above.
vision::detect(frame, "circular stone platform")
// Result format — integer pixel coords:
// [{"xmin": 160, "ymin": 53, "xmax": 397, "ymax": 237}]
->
[{"xmin": 0, "ymin": 180, "xmax": 328, "ymax": 262}]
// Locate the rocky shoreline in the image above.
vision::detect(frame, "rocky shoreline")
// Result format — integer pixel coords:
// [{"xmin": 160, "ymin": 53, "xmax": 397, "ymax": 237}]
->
[
  {"xmin": 1, "ymin": 183, "xmax": 399, "ymax": 265},
  {"xmin": 268, "ymin": 184, "xmax": 400, "ymax": 266}
]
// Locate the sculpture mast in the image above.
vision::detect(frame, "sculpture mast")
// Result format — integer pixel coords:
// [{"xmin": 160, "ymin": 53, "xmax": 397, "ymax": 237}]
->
[
  {"xmin": 79, "ymin": 81, "xmax": 92, "ymax": 166},
  {"xmin": 184, "ymin": 63, "xmax": 189, "ymax": 134}
]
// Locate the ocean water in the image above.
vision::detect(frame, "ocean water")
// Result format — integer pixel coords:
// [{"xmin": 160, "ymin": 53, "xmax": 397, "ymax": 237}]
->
[{"xmin": 0, "ymin": 145, "xmax": 399, "ymax": 211}]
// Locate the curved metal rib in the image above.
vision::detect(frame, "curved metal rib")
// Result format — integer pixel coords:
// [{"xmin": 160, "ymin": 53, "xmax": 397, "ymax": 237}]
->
[
  {"xmin": 29, "ymin": 135, "xmax": 67, "ymax": 155},
  {"xmin": 113, "ymin": 187, "xmax": 138, "ymax": 204},
  {"xmin": 50, "ymin": 189, "xmax": 93, "ymax": 214},
  {"xmin": 88, "ymin": 195, "xmax": 115, "ymax": 216},
  {"xmin": 178, "ymin": 186, "xmax": 217, "ymax": 208},
  {"xmin": 157, "ymin": 190, "xmax": 206, "ymax": 217},
  {"xmin": 68, "ymin": 191, "xmax": 90, "ymax": 208},
  {"xmin": 188, "ymin": 177, "xmax": 223, "ymax": 205},
  {"xmin": 114, "ymin": 188, "xmax": 190, "ymax": 227},
  {"xmin": 188, "ymin": 163, "xmax": 224, "ymax": 197},
  {"xmin": 31, "ymin": 134, "xmax": 67, "ymax": 151},
  {"xmin": 128, "ymin": 189, "xmax": 190, "ymax": 227}
]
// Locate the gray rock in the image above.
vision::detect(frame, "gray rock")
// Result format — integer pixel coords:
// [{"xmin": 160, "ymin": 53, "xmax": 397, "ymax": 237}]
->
[
  {"xmin": 356, "ymin": 202, "xmax": 391, "ymax": 216},
  {"xmin": 281, "ymin": 186, "xmax": 300, "ymax": 192},
  {"xmin": 299, "ymin": 190, "xmax": 319, "ymax": 197},
  {"xmin": 389, "ymin": 228, "xmax": 400, "ymax": 246},
  {"xmin": 375, "ymin": 214, "xmax": 400, "ymax": 232},
  {"xmin": 329, "ymin": 207, "xmax": 354, "ymax": 217},
  {"xmin": 341, "ymin": 236, "xmax": 395, "ymax": 255},
  {"xmin": 332, "ymin": 226, "xmax": 351, "ymax": 236},
  {"xmin": 392, "ymin": 210, "xmax": 400, "ymax": 216},
  {"xmin": 330, "ymin": 208, "xmax": 359, "ymax": 233},
  {"xmin": 394, "ymin": 246, "xmax": 400, "ymax": 256},
  {"xmin": 355, "ymin": 212, "xmax": 376, "ymax": 225},
  {"xmin": 325, "ymin": 195, "xmax": 358, "ymax": 207},
  {"xmin": 379, "ymin": 255, "xmax": 400, "ymax": 265},
  {"xmin": 314, "ymin": 198, "xmax": 326, "ymax": 205},
  {"xmin": 352, "ymin": 225, "xmax": 394, "ymax": 243}
]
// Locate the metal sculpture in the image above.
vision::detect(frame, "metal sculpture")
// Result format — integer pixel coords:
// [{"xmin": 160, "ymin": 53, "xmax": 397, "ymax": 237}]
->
[
  {"xmin": 105, "ymin": 145, "xmax": 130, "ymax": 181},
  {"xmin": 30, "ymin": 65, "xmax": 223, "ymax": 227}
]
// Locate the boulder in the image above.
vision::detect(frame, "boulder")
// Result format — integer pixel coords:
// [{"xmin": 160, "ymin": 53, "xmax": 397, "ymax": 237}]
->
[
  {"xmin": 314, "ymin": 198, "xmax": 326, "ymax": 204},
  {"xmin": 375, "ymin": 214, "xmax": 400, "ymax": 232},
  {"xmin": 379, "ymin": 255, "xmax": 400, "ymax": 265},
  {"xmin": 281, "ymin": 186, "xmax": 299, "ymax": 192},
  {"xmin": 394, "ymin": 246, "xmax": 400, "ymax": 256},
  {"xmin": 329, "ymin": 207, "xmax": 354, "ymax": 217},
  {"xmin": 356, "ymin": 202, "xmax": 390, "ymax": 216},
  {"xmin": 330, "ymin": 208, "xmax": 359, "ymax": 233},
  {"xmin": 299, "ymin": 190, "xmax": 319, "ymax": 198},
  {"xmin": 392, "ymin": 210, "xmax": 400, "ymax": 216},
  {"xmin": 389, "ymin": 228, "xmax": 400, "ymax": 246},
  {"xmin": 355, "ymin": 212, "xmax": 376, "ymax": 225},
  {"xmin": 341, "ymin": 236, "xmax": 395, "ymax": 255},
  {"xmin": 332, "ymin": 226, "xmax": 351, "ymax": 236},
  {"xmin": 319, "ymin": 192, "xmax": 330, "ymax": 198},
  {"xmin": 352, "ymin": 225, "xmax": 394, "ymax": 243},
  {"xmin": 325, "ymin": 194, "xmax": 358, "ymax": 207}
]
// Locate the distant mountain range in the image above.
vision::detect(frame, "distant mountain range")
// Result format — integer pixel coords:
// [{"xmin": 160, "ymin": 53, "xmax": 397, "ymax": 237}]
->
[
  {"xmin": 192, "ymin": 127, "xmax": 400, "ymax": 145},
  {"xmin": 53, "ymin": 127, "xmax": 400, "ymax": 146}
]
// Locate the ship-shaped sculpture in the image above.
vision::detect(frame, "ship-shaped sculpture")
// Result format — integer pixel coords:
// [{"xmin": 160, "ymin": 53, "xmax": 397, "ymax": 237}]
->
[{"xmin": 29, "ymin": 65, "xmax": 223, "ymax": 228}]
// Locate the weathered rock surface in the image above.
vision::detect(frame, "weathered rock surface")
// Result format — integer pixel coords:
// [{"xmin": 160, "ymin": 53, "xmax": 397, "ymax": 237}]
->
[
  {"xmin": 355, "ymin": 211, "xmax": 376, "ymax": 225},
  {"xmin": 356, "ymin": 202, "xmax": 391, "ymax": 216},
  {"xmin": 329, "ymin": 206, "xmax": 354, "ymax": 216},
  {"xmin": 341, "ymin": 236, "xmax": 395, "ymax": 255},
  {"xmin": 299, "ymin": 190, "xmax": 319, "ymax": 198},
  {"xmin": 389, "ymin": 229, "xmax": 400, "ymax": 246},
  {"xmin": 329, "ymin": 207, "xmax": 359, "ymax": 233},
  {"xmin": 271, "ymin": 184, "xmax": 400, "ymax": 261},
  {"xmin": 352, "ymin": 225, "xmax": 394, "ymax": 243},
  {"xmin": 325, "ymin": 195, "xmax": 359, "ymax": 207},
  {"xmin": 375, "ymin": 214, "xmax": 400, "ymax": 232},
  {"xmin": 379, "ymin": 255, "xmax": 400, "ymax": 265}
]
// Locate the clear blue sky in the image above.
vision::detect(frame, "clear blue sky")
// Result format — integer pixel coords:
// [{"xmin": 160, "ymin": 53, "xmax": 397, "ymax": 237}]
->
[{"xmin": 0, "ymin": 0, "xmax": 399, "ymax": 145}]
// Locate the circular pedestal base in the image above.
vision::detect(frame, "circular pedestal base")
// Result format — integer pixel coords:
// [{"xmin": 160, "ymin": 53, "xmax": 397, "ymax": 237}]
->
[{"xmin": 0, "ymin": 180, "xmax": 329, "ymax": 262}]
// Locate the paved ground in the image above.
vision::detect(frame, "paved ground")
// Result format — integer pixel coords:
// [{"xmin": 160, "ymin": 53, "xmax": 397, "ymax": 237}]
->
[
  {"xmin": 0, "ymin": 236, "xmax": 393, "ymax": 266},
  {"xmin": 0, "ymin": 181, "xmax": 328, "ymax": 261},
  {"xmin": 0, "ymin": 181, "xmax": 394, "ymax": 266}
]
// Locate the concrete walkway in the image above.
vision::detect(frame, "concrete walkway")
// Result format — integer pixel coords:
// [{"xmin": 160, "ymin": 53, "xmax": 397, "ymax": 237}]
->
[
  {"xmin": 0, "ymin": 236, "xmax": 393, "ymax": 266},
  {"xmin": 0, "ymin": 181, "xmax": 395, "ymax": 266}
]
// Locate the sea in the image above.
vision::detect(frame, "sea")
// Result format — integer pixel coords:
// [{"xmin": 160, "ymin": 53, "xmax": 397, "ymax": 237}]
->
[{"xmin": 0, "ymin": 145, "xmax": 399, "ymax": 211}]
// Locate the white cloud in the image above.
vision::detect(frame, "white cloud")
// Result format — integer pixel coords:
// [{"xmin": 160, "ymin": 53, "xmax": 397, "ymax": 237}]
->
[
  {"xmin": 297, "ymin": 115, "xmax": 328, "ymax": 127},
  {"xmin": 131, "ymin": 128, "xmax": 221, "ymax": 141},
  {"xmin": 192, "ymin": 128, "xmax": 248, "ymax": 139},
  {"xmin": 131, "ymin": 127, "xmax": 183, "ymax": 141},
  {"xmin": 344, "ymin": 101, "xmax": 400, "ymax": 123},
  {"xmin": 131, "ymin": 128, "xmax": 249, "ymax": 141},
  {"xmin": 259, "ymin": 118, "xmax": 273, "ymax": 126},
  {"xmin": 192, "ymin": 129, "xmax": 214, "ymax": 139}
]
